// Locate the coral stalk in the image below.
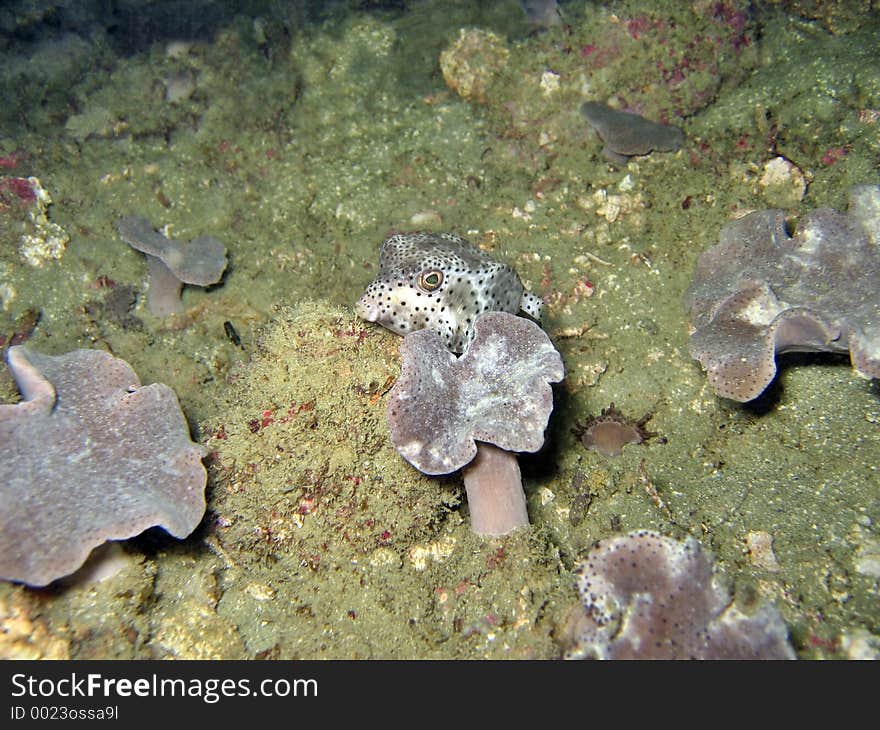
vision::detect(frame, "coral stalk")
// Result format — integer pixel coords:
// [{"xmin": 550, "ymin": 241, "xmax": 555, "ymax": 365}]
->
[{"xmin": 461, "ymin": 443, "xmax": 529, "ymax": 536}]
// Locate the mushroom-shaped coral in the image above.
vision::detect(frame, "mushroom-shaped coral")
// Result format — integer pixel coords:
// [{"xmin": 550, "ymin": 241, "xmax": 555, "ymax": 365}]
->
[
  {"xmin": 563, "ymin": 530, "xmax": 796, "ymax": 660},
  {"xmin": 387, "ymin": 311, "xmax": 564, "ymax": 536},
  {"xmin": 117, "ymin": 215, "xmax": 227, "ymax": 317},
  {"xmin": 581, "ymin": 102, "xmax": 684, "ymax": 165},
  {"xmin": 0, "ymin": 346, "xmax": 207, "ymax": 587},
  {"xmin": 684, "ymin": 184, "xmax": 880, "ymax": 401}
]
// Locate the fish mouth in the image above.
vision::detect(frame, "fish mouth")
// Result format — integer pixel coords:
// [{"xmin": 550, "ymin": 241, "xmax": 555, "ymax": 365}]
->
[{"xmin": 355, "ymin": 296, "xmax": 379, "ymax": 322}]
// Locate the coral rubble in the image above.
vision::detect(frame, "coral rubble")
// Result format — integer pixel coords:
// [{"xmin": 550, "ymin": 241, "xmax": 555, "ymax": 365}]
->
[
  {"xmin": 1, "ymin": 176, "xmax": 68, "ymax": 267},
  {"xmin": 439, "ymin": 28, "xmax": 509, "ymax": 103}
]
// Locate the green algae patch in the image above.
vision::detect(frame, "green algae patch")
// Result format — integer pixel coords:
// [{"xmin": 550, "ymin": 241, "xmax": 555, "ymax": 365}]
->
[{"xmin": 204, "ymin": 301, "xmax": 567, "ymax": 658}]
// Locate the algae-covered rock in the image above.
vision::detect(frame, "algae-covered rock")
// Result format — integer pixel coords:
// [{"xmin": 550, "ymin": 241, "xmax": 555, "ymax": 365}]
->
[
  {"xmin": 205, "ymin": 302, "xmax": 566, "ymax": 658},
  {"xmin": 210, "ymin": 301, "xmax": 455, "ymax": 562},
  {"xmin": 440, "ymin": 28, "xmax": 510, "ymax": 103},
  {"xmin": 206, "ymin": 302, "xmax": 453, "ymax": 656},
  {"xmin": 762, "ymin": 0, "xmax": 873, "ymax": 35}
]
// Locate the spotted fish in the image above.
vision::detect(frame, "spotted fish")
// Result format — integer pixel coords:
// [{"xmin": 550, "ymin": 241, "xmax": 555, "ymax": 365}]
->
[{"xmin": 356, "ymin": 232, "xmax": 543, "ymax": 354}]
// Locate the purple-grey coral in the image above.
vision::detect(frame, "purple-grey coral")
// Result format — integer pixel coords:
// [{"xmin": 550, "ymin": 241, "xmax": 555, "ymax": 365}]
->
[
  {"xmin": 117, "ymin": 215, "xmax": 227, "ymax": 317},
  {"xmin": 564, "ymin": 530, "xmax": 796, "ymax": 660},
  {"xmin": 0, "ymin": 346, "xmax": 207, "ymax": 587},
  {"xmin": 684, "ymin": 184, "xmax": 880, "ymax": 401},
  {"xmin": 581, "ymin": 102, "xmax": 684, "ymax": 165},
  {"xmin": 388, "ymin": 311, "xmax": 563, "ymax": 536},
  {"xmin": 388, "ymin": 311, "xmax": 564, "ymax": 474}
]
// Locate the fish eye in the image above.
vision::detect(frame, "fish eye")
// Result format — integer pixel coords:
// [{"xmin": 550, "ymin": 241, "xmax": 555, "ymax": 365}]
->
[{"xmin": 417, "ymin": 269, "xmax": 443, "ymax": 291}]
